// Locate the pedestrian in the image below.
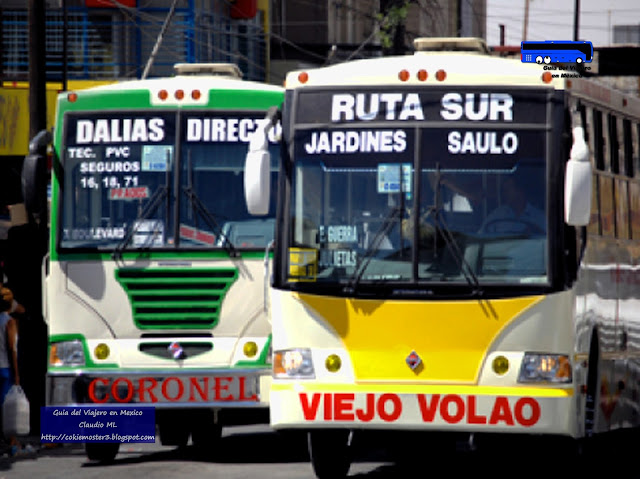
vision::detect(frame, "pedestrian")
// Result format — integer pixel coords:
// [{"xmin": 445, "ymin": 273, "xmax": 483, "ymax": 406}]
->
[
  {"xmin": 0, "ymin": 282, "xmax": 25, "ymax": 316},
  {"xmin": 0, "ymin": 288, "xmax": 21, "ymax": 456}
]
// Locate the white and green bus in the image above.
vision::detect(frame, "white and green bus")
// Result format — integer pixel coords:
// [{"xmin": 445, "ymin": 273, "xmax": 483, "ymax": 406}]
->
[{"xmin": 34, "ymin": 63, "xmax": 282, "ymax": 461}]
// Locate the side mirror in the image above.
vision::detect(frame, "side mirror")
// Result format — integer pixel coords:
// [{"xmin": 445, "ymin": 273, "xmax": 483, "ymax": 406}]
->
[
  {"xmin": 564, "ymin": 126, "xmax": 592, "ymax": 226},
  {"xmin": 22, "ymin": 129, "xmax": 52, "ymax": 220},
  {"xmin": 244, "ymin": 107, "xmax": 280, "ymax": 216},
  {"xmin": 22, "ymin": 152, "xmax": 48, "ymax": 220},
  {"xmin": 244, "ymin": 129, "xmax": 271, "ymax": 216}
]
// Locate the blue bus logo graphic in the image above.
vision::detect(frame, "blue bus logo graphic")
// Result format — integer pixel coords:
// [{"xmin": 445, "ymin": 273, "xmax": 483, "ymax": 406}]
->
[{"xmin": 521, "ymin": 41, "xmax": 593, "ymax": 64}]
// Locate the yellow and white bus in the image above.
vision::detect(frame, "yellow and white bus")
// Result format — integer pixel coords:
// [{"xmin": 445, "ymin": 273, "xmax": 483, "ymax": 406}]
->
[
  {"xmin": 24, "ymin": 63, "xmax": 282, "ymax": 461},
  {"xmin": 245, "ymin": 38, "xmax": 640, "ymax": 476}
]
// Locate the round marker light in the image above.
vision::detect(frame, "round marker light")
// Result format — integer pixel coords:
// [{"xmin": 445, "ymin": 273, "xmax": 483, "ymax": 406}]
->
[
  {"xmin": 435, "ymin": 69, "xmax": 447, "ymax": 81},
  {"xmin": 175, "ymin": 89, "xmax": 185, "ymax": 100},
  {"xmin": 243, "ymin": 341, "xmax": 258, "ymax": 358},
  {"xmin": 191, "ymin": 89, "xmax": 201, "ymax": 100},
  {"xmin": 298, "ymin": 71, "xmax": 309, "ymax": 84},
  {"xmin": 67, "ymin": 92, "xmax": 78, "ymax": 103},
  {"xmin": 325, "ymin": 354, "xmax": 342, "ymax": 373},
  {"xmin": 492, "ymin": 355, "xmax": 509, "ymax": 375},
  {"xmin": 94, "ymin": 343, "xmax": 110, "ymax": 360},
  {"xmin": 417, "ymin": 69, "xmax": 428, "ymax": 81},
  {"xmin": 158, "ymin": 89, "xmax": 169, "ymax": 100},
  {"xmin": 542, "ymin": 71, "xmax": 553, "ymax": 83},
  {"xmin": 398, "ymin": 69, "xmax": 410, "ymax": 81}
]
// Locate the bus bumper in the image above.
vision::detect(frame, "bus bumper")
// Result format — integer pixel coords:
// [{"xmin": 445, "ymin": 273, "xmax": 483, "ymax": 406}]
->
[
  {"xmin": 47, "ymin": 368, "xmax": 272, "ymax": 409},
  {"xmin": 270, "ymin": 382, "xmax": 577, "ymax": 436}
]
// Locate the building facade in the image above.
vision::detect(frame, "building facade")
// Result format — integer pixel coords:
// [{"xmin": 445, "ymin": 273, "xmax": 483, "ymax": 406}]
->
[
  {"xmin": 1, "ymin": 0, "xmax": 268, "ymax": 82},
  {"xmin": 269, "ymin": 0, "xmax": 486, "ymax": 84}
]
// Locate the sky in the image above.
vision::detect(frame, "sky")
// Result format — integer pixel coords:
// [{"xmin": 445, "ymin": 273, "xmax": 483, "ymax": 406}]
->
[{"xmin": 486, "ymin": 0, "xmax": 640, "ymax": 48}]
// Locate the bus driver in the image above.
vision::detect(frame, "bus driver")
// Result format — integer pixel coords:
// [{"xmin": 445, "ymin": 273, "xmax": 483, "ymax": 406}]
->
[{"xmin": 480, "ymin": 175, "xmax": 546, "ymax": 235}]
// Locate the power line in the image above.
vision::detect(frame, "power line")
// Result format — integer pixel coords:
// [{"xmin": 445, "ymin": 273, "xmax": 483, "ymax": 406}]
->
[{"xmin": 141, "ymin": 0, "xmax": 178, "ymax": 79}]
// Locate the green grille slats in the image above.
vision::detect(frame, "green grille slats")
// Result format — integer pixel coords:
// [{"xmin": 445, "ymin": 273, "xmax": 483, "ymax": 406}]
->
[
  {"xmin": 133, "ymin": 293, "xmax": 221, "ymax": 301},
  {"xmin": 116, "ymin": 267, "xmax": 238, "ymax": 330},
  {"xmin": 118, "ymin": 270, "xmax": 235, "ymax": 279},
  {"xmin": 127, "ymin": 280, "xmax": 226, "ymax": 294}
]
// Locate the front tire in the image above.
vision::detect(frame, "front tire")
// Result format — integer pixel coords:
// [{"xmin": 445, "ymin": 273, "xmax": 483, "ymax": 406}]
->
[
  {"xmin": 308, "ymin": 430, "xmax": 352, "ymax": 479},
  {"xmin": 85, "ymin": 442, "xmax": 120, "ymax": 462}
]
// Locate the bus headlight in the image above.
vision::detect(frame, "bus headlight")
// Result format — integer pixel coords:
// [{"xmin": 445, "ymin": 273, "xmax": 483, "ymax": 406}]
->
[
  {"xmin": 243, "ymin": 341, "xmax": 258, "ymax": 358},
  {"xmin": 50, "ymin": 340, "xmax": 85, "ymax": 367},
  {"xmin": 518, "ymin": 353, "xmax": 571, "ymax": 383},
  {"xmin": 273, "ymin": 348, "xmax": 315, "ymax": 379}
]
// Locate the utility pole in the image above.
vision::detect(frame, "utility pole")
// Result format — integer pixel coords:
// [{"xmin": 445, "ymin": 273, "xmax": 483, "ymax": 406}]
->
[
  {"xmin": 24, "ymin": 0, "xmax": 48, "ymax": 436},
  {"xmin": 28, "ymin": 0, "xmax": 47, "ymax": 141},
  {"xmin": 573, "ymin": 0, "xmax": 580, "ymax": 41},
  {"xmin": 62, "ymin": 0, "xmax": 68, "ymax": 92},
  {"xmin": 522, "ymin": 0, "xmax": 530, "ymax": 42}
]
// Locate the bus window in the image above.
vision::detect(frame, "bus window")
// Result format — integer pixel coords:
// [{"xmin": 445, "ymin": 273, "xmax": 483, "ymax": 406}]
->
[
  {"xmin": 608, "ymin": 113, "xmax": 619, "ymax": 174},
  {"xmin": 593, "ymin": 109, "xmax": 604, "ymax": 170},
  {"xmin": 623, "ymin": 119, "xmax": 634, "ymax": 177}
]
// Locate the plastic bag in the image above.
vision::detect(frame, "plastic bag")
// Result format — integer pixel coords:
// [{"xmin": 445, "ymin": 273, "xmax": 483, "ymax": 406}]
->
[{"xmin": 3, "ymin": 385, "xmax": 30, "ymax": 436}]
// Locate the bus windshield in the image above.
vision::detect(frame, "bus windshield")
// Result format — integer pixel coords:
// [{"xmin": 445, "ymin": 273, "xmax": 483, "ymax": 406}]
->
[
  {"xmin": 60, "ymin": 110, "xmax": 278, "ymax": 251},
  {"xmin": 285, "ymin": 88, "xmax": 550, "ymax": 289}
]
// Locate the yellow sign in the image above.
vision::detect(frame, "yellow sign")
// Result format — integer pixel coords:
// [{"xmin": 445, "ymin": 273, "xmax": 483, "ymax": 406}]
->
[
  {"xmin": 288, "ymin": 247, "xmax": 318, "ymax": 281},
  {"xmin": 0, "ymin": 80, "xmax": 114, "ymax": 157}
]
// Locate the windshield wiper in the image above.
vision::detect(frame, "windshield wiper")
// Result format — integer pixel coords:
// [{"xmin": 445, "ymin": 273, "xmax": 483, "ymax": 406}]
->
[
  {"xmin": 183, "ymin": 150, "xmax": 239, "ymax": 257},
  {"xmin": 426, "ymin": 165, "xmax": 484, "ymax": 299},
  {"xmin": 344, "ymin": 205, "xmax": 403, "ymax": 294},
  {"xmin": 112, "ymin": 184, "xmax": 169, "ymax": 261},
  {"xmin": 112, "ymin": 149, "xmax": 172, "ymax": 261},
  {"xmin": 181, "ymin": 185, "xmax": 239, "ymax": 258}
]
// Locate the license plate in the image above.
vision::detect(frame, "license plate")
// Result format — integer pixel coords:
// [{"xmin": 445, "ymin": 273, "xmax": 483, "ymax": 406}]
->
[{"xmin": 86, "ymin": 374, "xmax": 260, "ymax": 404}]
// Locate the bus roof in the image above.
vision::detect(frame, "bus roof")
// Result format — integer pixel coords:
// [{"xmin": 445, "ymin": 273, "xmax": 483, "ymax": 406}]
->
[
  {"xmin": 58, "ymin": 64, "xmax": 283, "ymax": 108},
  {"xmin": 77, "ymin": 73, "xmax": 283, "ymax": 94},
  {"xmin": 285, "ymin": 38, "xmax": 564, "ymax": 90}
]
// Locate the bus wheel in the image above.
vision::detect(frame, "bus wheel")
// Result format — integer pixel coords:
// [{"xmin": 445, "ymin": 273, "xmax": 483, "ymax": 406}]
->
[
  {"xmin": 577, "ymin": 57, "xmax": 583, "ymax": 64},
  {"xmin": 535, "ymin": 56, "xmax": 543, "ymax": 64},
  {"xmin": 85, "ymin": 442, "xmax": 120, "ymax": 462},
  {"xmin": 308, "ymin": 430, "xmax": 352, "ymax": 479}
]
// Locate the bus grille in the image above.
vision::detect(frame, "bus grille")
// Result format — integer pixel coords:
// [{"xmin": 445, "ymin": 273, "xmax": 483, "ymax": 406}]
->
[{"xmin": 115, "ymin": 268, "xmax": 238, "ymax": 330}]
